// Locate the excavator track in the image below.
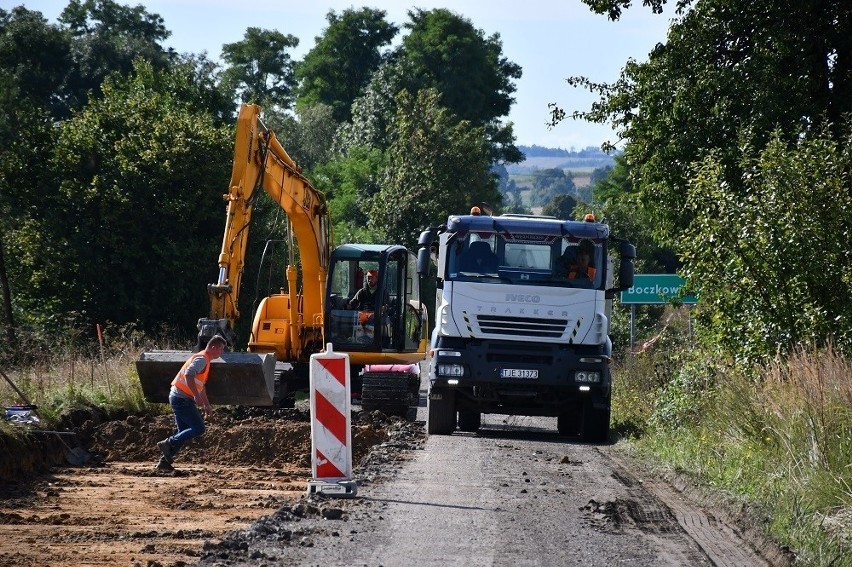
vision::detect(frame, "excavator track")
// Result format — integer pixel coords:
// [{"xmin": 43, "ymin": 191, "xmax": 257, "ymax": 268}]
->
[{"xmin": 360, "ymin": 365, "xmax": 421, "ymax": 421}]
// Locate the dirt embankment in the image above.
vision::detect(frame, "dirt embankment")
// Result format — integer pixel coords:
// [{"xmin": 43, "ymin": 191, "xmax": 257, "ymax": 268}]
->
[{"xmin": 0, "ymin": 406, "xmax": 423, "ymax": 567}]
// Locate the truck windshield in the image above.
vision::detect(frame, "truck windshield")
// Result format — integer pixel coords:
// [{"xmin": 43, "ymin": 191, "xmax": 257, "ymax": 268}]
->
[{"xmin": 447, "ymin": 232, "xmax": 603, "ymax": 289}]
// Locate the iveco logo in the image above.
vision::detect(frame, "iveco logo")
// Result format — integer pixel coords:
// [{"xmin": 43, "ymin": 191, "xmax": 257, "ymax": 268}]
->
[{"xmin": 505, "ymin": 294, "xmax": 541, "ymax": 303}]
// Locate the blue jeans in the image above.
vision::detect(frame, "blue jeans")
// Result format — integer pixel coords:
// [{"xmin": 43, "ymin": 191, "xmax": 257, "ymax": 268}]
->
[{"xmin": 167, "ymin": 393, "xmax": 206, "ymax": 454}]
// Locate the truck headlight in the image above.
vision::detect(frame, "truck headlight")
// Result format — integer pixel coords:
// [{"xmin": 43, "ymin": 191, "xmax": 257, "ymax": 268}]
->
[
  {"xmin": 437, "ymin": 364, "xmax": 464, "ymax": 377},
  {"xmin": 575, "ymin": 371, "xmax": 601, "ymax": 383}
]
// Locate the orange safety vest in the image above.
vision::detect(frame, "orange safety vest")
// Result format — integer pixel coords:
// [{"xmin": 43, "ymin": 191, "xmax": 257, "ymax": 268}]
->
[
  {"xmin": 171, "ymin": 351, "xmax": 212, "ymax": 399},
  {"xmin": 568, "ymin": 266, "xmax": 597, "ymax": 280}
]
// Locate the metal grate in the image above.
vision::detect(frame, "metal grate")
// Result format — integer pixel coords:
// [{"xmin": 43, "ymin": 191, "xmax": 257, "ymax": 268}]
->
[{"xmin": 476, "ymin": 315, "xmax": 568, "ymax": 338}]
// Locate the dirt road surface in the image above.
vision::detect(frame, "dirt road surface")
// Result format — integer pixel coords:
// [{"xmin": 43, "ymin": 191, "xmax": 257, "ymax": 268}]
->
[{"xmin": 0, "ymin": 388, "xmax": 789, "ymax": 566}]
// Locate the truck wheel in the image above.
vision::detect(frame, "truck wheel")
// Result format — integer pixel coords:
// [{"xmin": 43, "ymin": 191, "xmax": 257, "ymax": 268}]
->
[
  {"xmin": 557, "ymin": 409, "xmax": 580, "ymax": 437},
  {"xmin": 581, "ymin": 400, "xmax": 611, "ymax": 444},
  {"xmin": 457, "ymin": 410, "xmax": 481, "ymax": 432},
  {"xmin": 427, "ymin": 387, "xmax": 456, "ymax": 435}
]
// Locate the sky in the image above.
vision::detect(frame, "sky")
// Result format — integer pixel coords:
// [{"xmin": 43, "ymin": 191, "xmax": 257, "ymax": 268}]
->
[{"xmin": 11, "ymin": 0, "xmax": 674, "ymax": 150}]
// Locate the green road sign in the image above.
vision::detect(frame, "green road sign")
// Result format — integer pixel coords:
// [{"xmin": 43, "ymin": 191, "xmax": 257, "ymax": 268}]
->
[{"xmin": 620, "ymin": 274, "xmax": 698, "ymax": 305}]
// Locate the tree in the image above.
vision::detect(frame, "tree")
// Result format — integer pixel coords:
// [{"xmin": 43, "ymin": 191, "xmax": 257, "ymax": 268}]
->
[
  {"xmin": 59, "ymin": 0, "xmax": 174, "ymax": 115},
  {"xmin": 368, "ymin": 89, "xmax": 501, "ymax": 247},
  {"xmin": 398, "ymin": 8, "xmax": 523, "ymax": 164},
  {"xmin": 563, "ymin": 0, "xmax": 852, "ymax": 244},
  {"xmin": 333, "ymin": 59, "xmax": 405, "ymax": 154},
  {"xmin": 680, "ymin": 127, "xmax": 852, "ymax": 360},
  {"xmin": 541, "ymin": 194, "xmax": 579, "ymax": 219},
  {"xmin": 7, "ymin": 59, "xmax": 232, "ymax": 334},
  {"xmin": 220, "ymin": 27, "xmax": 299, "ymax": 109},
  {"xmin": 528, "ymin": 168, "xmax": 576, "ymax": 206},
  {"xmin": 312, "ymin": 145, "xmax": 386, "ymax": 244},
  {"xmin": 296, "ymin": 8, "xmax": 398, "ymax": 123},
  {"xmin": 0, "ymin": 7, "xmax": 72, "ymax": 116}
]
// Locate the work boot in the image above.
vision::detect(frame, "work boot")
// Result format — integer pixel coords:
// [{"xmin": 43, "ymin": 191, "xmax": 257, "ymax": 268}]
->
[
  {"xmin": 154, "ymin": 456, "xmax": 174, "ymax": 472},
  {"xmin": 157, "ymin": 439, "xmax": 175, "ymax": 461}
]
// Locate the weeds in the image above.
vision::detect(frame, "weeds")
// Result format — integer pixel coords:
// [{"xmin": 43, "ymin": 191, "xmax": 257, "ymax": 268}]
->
[
  {"xmin": 614, "ymin": 341, "xmax": 852, "ymax": 565},
  {"xmin": 0, "ymin": 322, "xmax": 180, "ymax": 422}
]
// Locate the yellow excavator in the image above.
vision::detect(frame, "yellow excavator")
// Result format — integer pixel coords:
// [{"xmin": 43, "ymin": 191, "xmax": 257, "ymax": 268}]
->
[{"xmin": 136, "ymin": 104, "xmax": 427, "ymax": 417}]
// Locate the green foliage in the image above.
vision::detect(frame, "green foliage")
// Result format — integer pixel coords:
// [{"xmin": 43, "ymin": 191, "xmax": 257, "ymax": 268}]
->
[
  {"xmin": 6, "ymin": 59, "xmax": 231, "ymax": 336},
  {"xmin": 540, "ymin": 194, "xmax": 578, "ymax": 219},
  {"xmin": 59, "ymin": 0, "xmax": 174, "ymax": 115},
  {"xmin": 0, "ymin": 6, "xmax": 72, "ymax": 115},
  {"xmin": 627, "ymin": 344, "xmax": 852, "ymax": 564},
  {"xmin": 569, "ymin": 0, "xmax": 852, "ymax": 245},
  {"xmin": 681, "ymin": 128, "xmax": 852, "ymax": 362},
  {"xmin": 295, "ymin": 7, "xmax": 398, "ymax": 123},
  {"xmin": 220, "ymin": 27, "xmax": 299, "ymax": 110},
  {"xmin": 398, "ymin": 8, "xmax": 522, "ymax": 164},
  {"xmin": 528, "ymin": 168, "xmax": 576, "ymax": 206},
  {"xmin": 311, "ymin": 145, "xmax": 386, "ymax": 244},
  {"xmin": 368, "ymin": 88, "xmax": 501, "ymax": 247},
  {"xmin": 333, "ymin": 59, "xmax": 403, "ymax": 154},
  {"xmin": 400, "ymin": 8, "xmax": 520, "ymax": 127},
  {"xmin": 266, "ymin": 103, "xmax": 339, "ymax": 172}
]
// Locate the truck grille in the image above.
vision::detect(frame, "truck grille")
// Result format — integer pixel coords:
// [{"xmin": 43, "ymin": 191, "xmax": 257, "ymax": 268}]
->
[{"xmin": 476, "ymin": 315, "xmax": 568, "ymax": 338}]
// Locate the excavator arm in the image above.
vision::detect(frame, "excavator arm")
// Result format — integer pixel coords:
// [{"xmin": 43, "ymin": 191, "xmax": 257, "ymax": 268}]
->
[
  {"xmin": 198, "ymin": 104, "xmax": 330, "ymax": 356},
  {"xmin": 137, "ymin": 104, "xmax": 331, "ymax": 406}
]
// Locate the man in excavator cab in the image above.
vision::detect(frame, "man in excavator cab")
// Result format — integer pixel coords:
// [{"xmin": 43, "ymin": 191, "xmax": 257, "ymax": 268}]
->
[
  {"xmin": 347, "ymin": 270, "xmax": 385, "ymax": 312},
  {"xmin": 347, "ymin": 269, "xmax": 391, "ymax": 341}
]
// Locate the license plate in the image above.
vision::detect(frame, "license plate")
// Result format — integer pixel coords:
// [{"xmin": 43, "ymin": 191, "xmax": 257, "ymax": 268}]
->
[{"xmin": 500, "ymin": 368, "xmax": 539, "ymax": 379}]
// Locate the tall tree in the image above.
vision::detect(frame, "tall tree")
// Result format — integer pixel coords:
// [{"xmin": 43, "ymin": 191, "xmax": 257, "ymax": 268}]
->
[
  {"xmin": 369, "ymin": 88, "xmax": 501, "ymax": 246},
  {"xmin": 398, "ymin": 8, "xmax": 523, "ymax": 164},
  {"xmin": 7, "ymin": 60, "xmax": 231, "ymax": 333},
  {"xmin": 296, "ymin": 8, "xmax": 398, "ymax": 123},
  {"xmin": 58, "ymin": 0, "xmax": 174, "ymax": 115},
  {"xmin": 681, "ymin": 128, "xmax": 852, "ymax": 358},
  {"xmin": 220, "ymin": 27, "xmax": 299, "ymax": 110},
  {"xmin": 0, "ymin": 7, "xmax": 72, "ymax": 115},
  {"xmin": 541, "ymin": 194, "xmax": 579, "ymax": 220},
  {"xmin": 563, "ymin": 0, "xmax": 852, "ymax": 243},
  {"xmin": 0, "ymin": 7, "xmax": 70, "ymax": 355}
]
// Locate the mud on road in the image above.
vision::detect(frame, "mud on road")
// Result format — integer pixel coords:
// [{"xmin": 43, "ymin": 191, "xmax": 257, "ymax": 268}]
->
[{"xmin": 0, "ymin": 406, "xmax": 423, "ymax": 567}]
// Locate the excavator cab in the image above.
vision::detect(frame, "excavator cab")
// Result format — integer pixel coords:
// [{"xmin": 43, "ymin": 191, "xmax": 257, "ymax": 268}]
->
[{"xmin": 326, "ymin": 244, "xmax": 427, "ymax": 360}]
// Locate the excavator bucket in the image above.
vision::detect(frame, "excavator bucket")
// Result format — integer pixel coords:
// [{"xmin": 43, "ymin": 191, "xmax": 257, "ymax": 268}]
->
[{"xmin": 136, "ymin": 351, "xmax": 277, "ymax": 406}]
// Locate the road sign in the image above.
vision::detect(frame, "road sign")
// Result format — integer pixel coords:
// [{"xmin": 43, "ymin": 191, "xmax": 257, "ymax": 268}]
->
[{"xmin": 620, "ymin": 274, "xmax": 697, "ymax": 305}]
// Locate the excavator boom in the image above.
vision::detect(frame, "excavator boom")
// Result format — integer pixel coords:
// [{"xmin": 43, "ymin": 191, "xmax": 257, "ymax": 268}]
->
[
  {"xmin": 138, "ymin": 104, "xmax": 329, "ymax": 406},
  {"xmin": 137, "ymin": 104, "xmax": 428, "ymax": 411}
]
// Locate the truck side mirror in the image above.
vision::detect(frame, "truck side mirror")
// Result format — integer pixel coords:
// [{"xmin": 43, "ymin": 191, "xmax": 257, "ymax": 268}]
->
[
  {"xmin": 417, "ymin": 248, "xmax": 431, "ymax": 276},
  {"xmin": 619, "ymin": 258, "xmax": 634, "ymax": 290},
  {"xmin": 617, "ymin": 240, "xmax": 635, "ymax": 290}
]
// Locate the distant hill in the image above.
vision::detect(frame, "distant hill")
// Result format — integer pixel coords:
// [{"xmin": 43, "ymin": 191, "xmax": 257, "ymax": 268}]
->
[{"xmin": 508, "ymin": 145, "xmax": 616, "ymax": 174}]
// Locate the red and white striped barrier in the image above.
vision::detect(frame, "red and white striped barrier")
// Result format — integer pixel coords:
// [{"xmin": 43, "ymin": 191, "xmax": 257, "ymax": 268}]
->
[{"xmin": 307, "ymin": 344, "xmax": 357, "ymax": 497}]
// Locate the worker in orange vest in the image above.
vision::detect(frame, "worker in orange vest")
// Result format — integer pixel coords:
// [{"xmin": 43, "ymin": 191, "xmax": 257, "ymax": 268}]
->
[
  {"xmin": 155, "ymin": 335, "xmax": 226, "ymax": 471},
  {"xmin": 567, "ymin": 239, "xmax": 597, "ymax": 281}
]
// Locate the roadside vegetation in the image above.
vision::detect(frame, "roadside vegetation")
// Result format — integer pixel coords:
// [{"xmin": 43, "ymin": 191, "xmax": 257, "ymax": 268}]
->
[
  {"xmin": 3, "ymin": 1, "xmax": 852, "ymax": 565},
  {"xmin": 612, "ymin": 316, "xmax": 852, "ymax": 566}
]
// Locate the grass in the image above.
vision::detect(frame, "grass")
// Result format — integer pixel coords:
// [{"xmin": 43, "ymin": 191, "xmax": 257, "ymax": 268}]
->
[
  {"xmin": 613, "ymin": 337, "xmax": 852, "ymax": 566},
  {"xmin": 0, "ymin": 327, "xmax": 178, "ymax": 424}
]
